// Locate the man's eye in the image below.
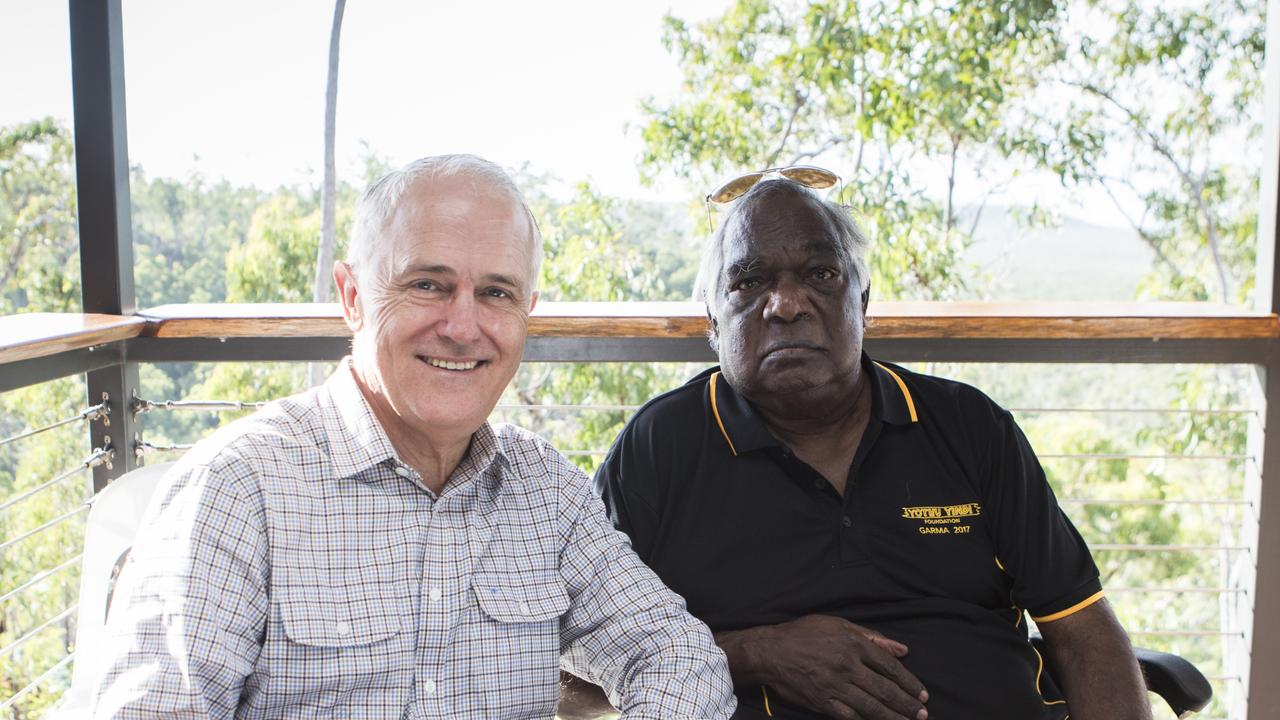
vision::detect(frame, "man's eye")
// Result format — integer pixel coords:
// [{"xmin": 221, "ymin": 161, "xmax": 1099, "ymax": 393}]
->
[
  {"xmin": 811, "ymin": 267, "xmax": 837, "ymax": 281},
  {"xmin": 731, "ymin": 278, "xmax": 761, "ymax": 292},
  {"xmin": 483, "ymin": 287, "xmax": 512, "ymax": 299},
  {"xmin": 413, "ymin": 280, "xmax": 438, "ymax": 291}
]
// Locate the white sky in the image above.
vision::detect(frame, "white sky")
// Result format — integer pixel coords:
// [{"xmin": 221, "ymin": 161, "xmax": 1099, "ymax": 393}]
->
[
  {"xmin": 1, "ymin": 0, "xmax": 732, "ymax": 202},
  {"xmin": 0, "ymin": 0, "xmax": 1169, "ymax": 227}
]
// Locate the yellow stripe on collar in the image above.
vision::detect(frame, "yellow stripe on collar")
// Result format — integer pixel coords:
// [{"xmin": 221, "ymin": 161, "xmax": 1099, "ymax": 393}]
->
[
  {"xmin": 709, "ymin": 372, "xmax": 739, "ymax": 456},
  {"xmin": 874, "ymin": 362, "xmax": 919, "ymax": 423}
]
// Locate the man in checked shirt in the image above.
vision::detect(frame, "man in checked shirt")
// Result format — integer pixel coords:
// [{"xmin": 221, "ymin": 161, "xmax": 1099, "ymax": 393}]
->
[{"xmin": 93, "ymin": 154, "xmax": 736, "ymax": 719}]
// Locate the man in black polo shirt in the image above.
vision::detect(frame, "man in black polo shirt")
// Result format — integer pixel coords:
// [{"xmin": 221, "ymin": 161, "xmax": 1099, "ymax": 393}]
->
[{"xmin": 590, "ymin": 177, "xmax": 1150, "ymax": 720}]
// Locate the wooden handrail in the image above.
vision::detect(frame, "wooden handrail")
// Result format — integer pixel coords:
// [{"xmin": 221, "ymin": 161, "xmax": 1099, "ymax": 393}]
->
[
  {"xmin": 140, "ymin": 301, "xmax": 1280, "ymax": 341},
  {"xmin": 0, "ymin": 313, "xmax": 147, "ymax": 365},
  {"xmin": 3, "ymin": 303, "xmax": 1278, "ymax": 367}
]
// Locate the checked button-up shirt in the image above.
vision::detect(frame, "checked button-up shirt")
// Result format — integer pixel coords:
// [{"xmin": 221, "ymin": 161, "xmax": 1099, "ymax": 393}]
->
[{"xmin": 94, "ymin": 360, "xmax": 735, "ymax": 719}]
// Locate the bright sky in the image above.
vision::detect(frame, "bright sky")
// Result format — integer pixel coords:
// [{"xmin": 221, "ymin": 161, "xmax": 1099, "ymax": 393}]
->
[
  {"xmin": 1, "ymin": 0, "xmax": 730, "ymax": 201},
  {"xmin": 0, "ymin": 0, "xmax": 1153, "ymax": 227}
]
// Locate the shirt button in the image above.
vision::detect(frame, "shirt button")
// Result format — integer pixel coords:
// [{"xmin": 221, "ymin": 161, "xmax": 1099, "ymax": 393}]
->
[
  {"xmin": 841, "ymin": 515, "xmax": 853, "ymax": 528},
  {"xmin": 335, "ymin": 620, "xmax": 351, "ymax": 636},
  {"xmin": 813, "ymin": 479, "xmax": 825, "ymax": 490},
  {"xmin": 394, "ymin": 466, "xmax": 412, "ymax": 478},
  {"xmin": 429, "ymin": 587, "xmax": 442, "ymax": 602},
  {"xmin": 519, "ymin": 601, "xmax": 531, "ymax": 615},
  {"xmin": 423, "ymin": 678, "xmax": 436, "ymax": 695}
]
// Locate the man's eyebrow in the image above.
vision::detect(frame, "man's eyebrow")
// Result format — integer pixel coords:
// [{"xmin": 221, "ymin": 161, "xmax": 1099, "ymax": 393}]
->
[
  {"xmin": 481, "ymin": 272, "xmax": 521, "ymax": 288},
  {"xmin": 401, "ymin": 263, "xmax": 456, "ymax": 277},
  {"xmin": 726, "ymin": 257, "xmax": 762, "ymax": 276}
]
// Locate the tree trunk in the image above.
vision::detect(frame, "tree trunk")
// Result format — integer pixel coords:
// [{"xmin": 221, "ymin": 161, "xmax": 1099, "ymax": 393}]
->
[{"xmin": 311, "ymin": 0, "xmax": 347, "ymax": 387}]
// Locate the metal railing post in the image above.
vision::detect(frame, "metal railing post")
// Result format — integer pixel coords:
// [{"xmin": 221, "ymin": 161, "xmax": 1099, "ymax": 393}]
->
[
  {"xmin": 69, "ymin": 0, "xmax": 138, "ymax": 489},
  {"xmin": 1246, "ymin": 0, "xmax": 1280, "ymax": 716}
]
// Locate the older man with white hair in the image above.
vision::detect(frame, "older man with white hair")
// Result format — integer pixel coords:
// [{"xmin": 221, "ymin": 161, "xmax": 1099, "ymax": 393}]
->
[{"xmin": 93, "ymin": 154, "xmax": 735, "ymax": 719}]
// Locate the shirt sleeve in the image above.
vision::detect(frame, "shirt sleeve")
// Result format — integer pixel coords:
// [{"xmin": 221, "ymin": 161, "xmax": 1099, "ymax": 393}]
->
[
  {"xmin": 93, "ymin": 455, "xmax": 270, "ymax": 719},
  {"xmin": 555, "ymin": 452, "xmax": 736, "ymax": 719},
  {"xmin": 981, "ymin": 407, "xmax": 1104, "ymax": 621}
]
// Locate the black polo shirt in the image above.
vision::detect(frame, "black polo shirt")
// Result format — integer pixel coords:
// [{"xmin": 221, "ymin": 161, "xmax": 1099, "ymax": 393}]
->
[{"xmin": 594, "ymin": 354, "xmax": 1103, "ymax": 719}]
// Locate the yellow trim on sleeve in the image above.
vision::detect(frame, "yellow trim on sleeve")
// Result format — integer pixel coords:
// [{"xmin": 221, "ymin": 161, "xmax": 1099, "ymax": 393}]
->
[
  {"xmin": 709, "ymin": 372, "xmax": 738, "ymax": 456},
  {"xmin": 761, "ymin": 685, "xmax": 773, "ymax": 716},
  {"xmin": 994, "ymin": 555, "xmax": 1006, "ymax": 572},
  {"xmin": 873, "ymin": 362, "xmax": 918, "ymax": 422},
  {"xmin": 1031, "ymin": 590, "xmax": 1106, "ymax": 623}
]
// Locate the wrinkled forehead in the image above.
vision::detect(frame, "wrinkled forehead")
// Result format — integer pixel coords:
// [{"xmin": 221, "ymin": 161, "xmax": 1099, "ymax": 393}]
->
[{"xmin": 722, "ymin": 191, "xmax": 845, "ymax": 267}]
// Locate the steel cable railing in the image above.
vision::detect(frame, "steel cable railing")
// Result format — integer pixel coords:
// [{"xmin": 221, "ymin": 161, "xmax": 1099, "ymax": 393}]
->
[
  {"xmin": 0, "ymin": 401, "xmax": 109, "ymax": 449},
  {"xmin": 0, "ymin": 446, "xmax": 112, "ymax": 553},
  {"xmin": 132, "ymin": 397, "xmax": 266, "ymax": 415},
  {"xmin": 0, "ymin": 651, "xmax": 76, "ymax": 714},
  {"xmin": 0, "ymin": 604, "xmax": 79, "ymax": 661},
  {"xmin": 0, "ymin": 553, "xmax": 84, "ymax": 606}
]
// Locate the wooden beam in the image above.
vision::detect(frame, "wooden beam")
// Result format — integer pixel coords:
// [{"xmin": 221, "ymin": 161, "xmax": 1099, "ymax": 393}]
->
[
  {"xmin": 138, "ymin": 302, "xmax": 1280, "ymax": 341},
  {"xmin": 0, "ymin": 313, "xmax": 146, "ymax": 365}
]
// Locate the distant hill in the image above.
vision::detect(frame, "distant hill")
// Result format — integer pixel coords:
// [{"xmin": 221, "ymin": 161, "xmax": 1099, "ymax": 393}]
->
[
  {"xmin": 962, "ymin": 205, "xmax": 1154, "ymax": 301},
  {"xmin": 616, "ymin": 200, "xmax": 1157, "ymax": 302}
]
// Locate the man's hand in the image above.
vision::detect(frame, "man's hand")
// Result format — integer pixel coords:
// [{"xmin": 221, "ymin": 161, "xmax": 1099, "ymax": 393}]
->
[{"xmin": 716, "ymin": 614, "xmax": 928, "ymax": 720}]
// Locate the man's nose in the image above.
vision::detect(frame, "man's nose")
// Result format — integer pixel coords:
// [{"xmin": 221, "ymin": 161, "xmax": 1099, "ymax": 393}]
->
[
  {"xmin": 438, "ymin": 290, "xmax": 483, "ymax": 345},
  {"xmin": 762, "ymin": 278, "xmax": 810, "ymax": 322}
]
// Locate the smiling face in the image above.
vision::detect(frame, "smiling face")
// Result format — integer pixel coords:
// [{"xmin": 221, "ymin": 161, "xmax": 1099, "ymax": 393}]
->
[
  {"xmin": 713, "ymin": 188, "xmax": 865, "ymax": 416},
  {"xmin": 335, "ymin": 172, "xmax": 537, "ymax": 446}
]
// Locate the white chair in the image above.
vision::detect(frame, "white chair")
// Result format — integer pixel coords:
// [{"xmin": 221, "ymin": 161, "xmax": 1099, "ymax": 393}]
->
[{"xmin": 52, "ymin": 461, "xmax": 175, "ymax": 718}]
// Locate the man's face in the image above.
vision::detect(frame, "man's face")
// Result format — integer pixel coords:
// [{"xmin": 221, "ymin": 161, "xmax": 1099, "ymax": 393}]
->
[
  {"xmin": 713, "ymin": 191, "xmax": 865, "ymax": 410},
  {"xmin": 338, "ymin": 175, "xmax": 537, "ymax": 441}
]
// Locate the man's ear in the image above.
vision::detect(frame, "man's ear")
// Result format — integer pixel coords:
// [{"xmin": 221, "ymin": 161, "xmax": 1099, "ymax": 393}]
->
[
  {"xmin": 334, "ymin": 261, "xmax": 364, "ymax": 332},
  {"xmin": 705, "ymin": 306, "xmax": 719, "ymax": 352},
  {"xmin": 861, "ymin": 285, "xmax": 871, "ymax": 316},
  {"xmin": 528, "ymin": 289, "xmax": 539, "ymax": 314}
]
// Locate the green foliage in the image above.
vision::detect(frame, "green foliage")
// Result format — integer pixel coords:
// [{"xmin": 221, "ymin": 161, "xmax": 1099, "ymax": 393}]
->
[
  {"xmin": 131, "ymin": 169, "xmax": 265, "ymax": 308},
  {"xmin": 1021, "ymin": 0, "xmax": 1264, "ymax": 304},
  {"xmin": 506, "ymin": 181, "xmax": 695, "ymax": 473},
  {"xmin": 0, "ymin": 119, "xmax": 79, "ymax": 314},
  {"xmin": 640, "ymin": 0, "xmax": 1066, "ymax": 300},
  {"xmin": 0, "ymin": 377, "xmax": 89, "ymax": 718}
]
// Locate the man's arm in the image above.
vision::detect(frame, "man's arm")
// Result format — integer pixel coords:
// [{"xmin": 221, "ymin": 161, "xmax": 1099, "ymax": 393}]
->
[
  {"xmin": 93, "ymin": 459, "xmax": 269, "ymax": 718},
  {"xmin": 556, "ymin": 466, "xmax": 735, "ymax": 719},
  {"xmin": 1037, "ymin": 599, "xmax": 1152, "ymax": 720},
  {"xmin": 714, "ymin": 615, "xmax": 928, "ymax": 720}
]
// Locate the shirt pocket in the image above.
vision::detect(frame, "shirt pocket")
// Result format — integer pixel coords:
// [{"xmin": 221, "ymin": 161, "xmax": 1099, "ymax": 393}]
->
[
  {"xmin": 473, "ymin": 570, "xmax": 571, "ymax": 623},
  {"xmin": 450, "ymin": 569, "xmax": 570, "ymax": 718},
  {"xmin": 268, "ymin": 582, "xmax": 413, "ymax": 710}
]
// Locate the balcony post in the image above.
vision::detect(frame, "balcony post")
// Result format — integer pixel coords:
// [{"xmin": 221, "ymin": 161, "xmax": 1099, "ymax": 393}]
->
[
  {"xmin": 69, "ymin": 0, "xmax": 139, "ymax": 490},
  {"xmin": 1246, "ymin": 0, "xmax": 1280, "ymax": 716}
]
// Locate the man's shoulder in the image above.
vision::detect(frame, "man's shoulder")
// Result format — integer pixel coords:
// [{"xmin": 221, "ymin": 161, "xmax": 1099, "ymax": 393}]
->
[
  {"xmin": 625, "ymin": 366, "xmax": 717, "ymax": 432},
  {"xmin": 880, "ymin": 360, "xmax": 1009, "ymax": 423},
  {"xmin": 177, "ymin": 386, "xmax": 330, "ymax": 476},
  {"xmin": 492, "ymin": 423, "xmax": 587, "ymax": 487}
]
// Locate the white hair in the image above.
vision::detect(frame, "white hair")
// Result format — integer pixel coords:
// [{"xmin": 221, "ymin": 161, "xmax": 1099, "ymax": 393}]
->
[
  {"xmin": 347, "ymin": 154, "xmax": 543, "ymax": 288},
  {"xmin": 694, "ymin": 179, "xmax": 871, "ymax": 351}
]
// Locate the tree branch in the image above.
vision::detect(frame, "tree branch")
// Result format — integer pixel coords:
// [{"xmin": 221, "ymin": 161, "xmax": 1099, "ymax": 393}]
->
[
  {"xmin": 766, "ymin": 90, "xmax": 808, "ymax": 168},
  {"xmin": 1069, "ymin": 80, "xmax": 1231, "ymax": 301}
]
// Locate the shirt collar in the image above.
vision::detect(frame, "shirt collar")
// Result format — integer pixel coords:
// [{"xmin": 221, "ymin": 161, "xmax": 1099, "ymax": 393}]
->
[
  {"xmin": 320, "ymin": 358, "xmax": 509, "ymax": 489},
  {"xmin": 708, "ymin": 352, "xmax": 919, "ymax": 456},
  {"xmin": 322, "ymin": 358, "xmax": 400, "ymax": 478}
]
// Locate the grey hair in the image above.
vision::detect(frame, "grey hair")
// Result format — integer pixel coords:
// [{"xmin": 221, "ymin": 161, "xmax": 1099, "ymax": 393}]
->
[
  {"xmin": 347, "ymin": 154, "xmax": 543, "ymax": 288},
  {"xmin": 693, "ymin": 179, "xmax": 871, "ymax": 350}
]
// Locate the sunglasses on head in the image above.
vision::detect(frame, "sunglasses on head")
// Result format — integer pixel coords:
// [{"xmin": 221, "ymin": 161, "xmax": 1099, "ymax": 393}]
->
[{"xmin": 703, "ymin": 165, "xmax": 842, "ymax": 229}]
